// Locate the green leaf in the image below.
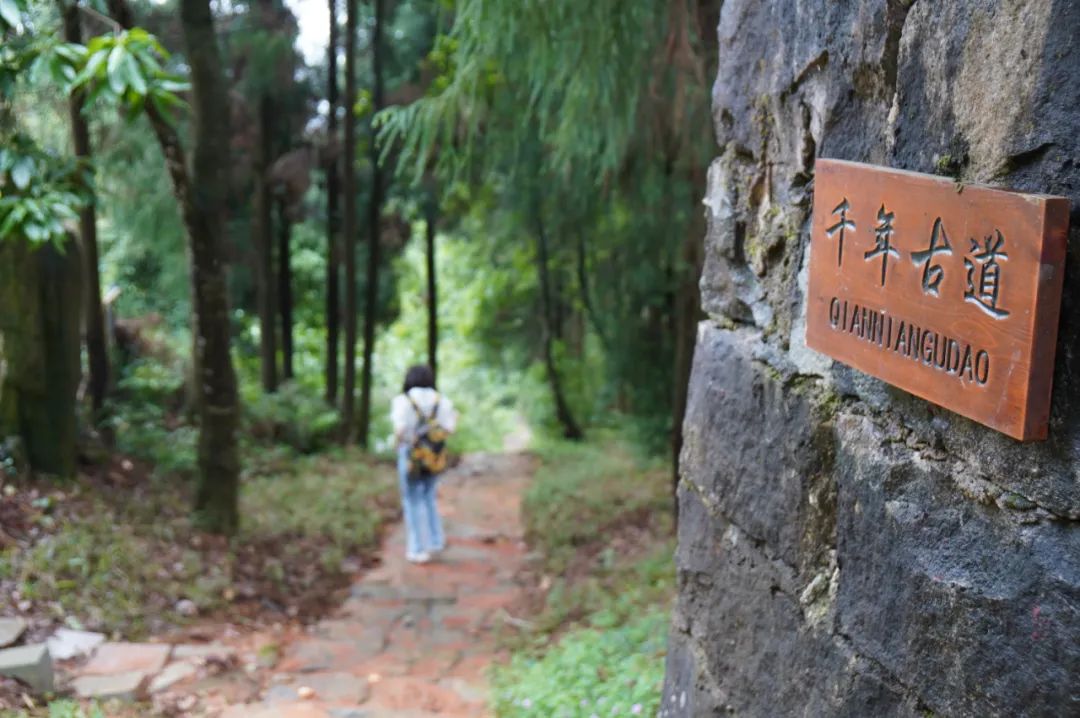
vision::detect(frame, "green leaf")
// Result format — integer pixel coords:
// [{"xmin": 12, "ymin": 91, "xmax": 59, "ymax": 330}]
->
[
  {"xmin": 53, "ymin": 43, "xmax": 87, "ymax": 63},
  {"xmin": 0, "ymin": 204, "xmax": 27, "ymax": 239},
  {"xmin": 23, "ymin": 221, "xmax": 45, "ymax": 243},
  {"xmin": 11, "ymin": 156, "xmax": 33, "ymax": 190},
  {"xmin": 72, "ymin": 48, "xmax": 109, "ymax": 89},
  {"xmin": 86, "ymin": 36, "xmax": 110, "ymax": 55},
  {"xmin": 106, "ymin": 46, "xmax": 128, "ymax": 94},
  {"xmin": 157, "ymin": 78, "xmax": 190, "ymax": 94},
  {"xmin": 122, "ymin": 53, "xmax": 146, "ymax": 96},
  {"xmin": 0, "ymin": 0, "xmax": 21, "ymax": 29}
]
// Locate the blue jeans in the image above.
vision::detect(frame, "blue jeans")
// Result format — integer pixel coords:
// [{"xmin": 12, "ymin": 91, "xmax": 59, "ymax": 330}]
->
[{"xmin": 397, "ymin": 446, "xmax": 445, "ymax": 555}]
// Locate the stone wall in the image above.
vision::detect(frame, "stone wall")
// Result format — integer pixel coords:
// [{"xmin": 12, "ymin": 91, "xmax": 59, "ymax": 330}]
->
[{"xmin": 662, "ymin": 1, "xmax": 1080, "ymax": 715}]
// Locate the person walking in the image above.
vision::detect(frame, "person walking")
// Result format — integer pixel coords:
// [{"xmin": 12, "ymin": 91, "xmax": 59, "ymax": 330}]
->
[{"xmin": 391, "ymin": 364, "xmax": 457, "ymax": 564}]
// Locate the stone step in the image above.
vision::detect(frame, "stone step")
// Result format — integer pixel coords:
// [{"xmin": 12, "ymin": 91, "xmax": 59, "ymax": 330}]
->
[
  {"xmin": 70, "ymin": 670, "xmax": 149, "ymax": 701},
  {"xmin": 46, "ymin": 628, "xmax": 105, "ymax": 660},
  {"xmin": 0, "ymin": 618, "xmax": 27, "ymax": 649},
  {"xmin": 0, "ymin": 643, "xmax": 53, "ymax": 693}
]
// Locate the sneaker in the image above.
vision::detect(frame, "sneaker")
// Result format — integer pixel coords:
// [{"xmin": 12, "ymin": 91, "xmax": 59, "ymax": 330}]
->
[{"xmin": 406, "ymin": 551, "xmax": 431, "ymax": 564}]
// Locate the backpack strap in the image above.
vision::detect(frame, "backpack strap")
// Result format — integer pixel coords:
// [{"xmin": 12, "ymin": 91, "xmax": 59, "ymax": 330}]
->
[{"xmin": 406, "ymin": 392, "xmax": 439, "ymax": 422}]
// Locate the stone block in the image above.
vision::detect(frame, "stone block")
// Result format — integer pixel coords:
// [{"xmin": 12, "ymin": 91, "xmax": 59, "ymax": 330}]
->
[
  {"xmin": 265, "ymin": 671, "xmax": 370, "ymax": 705},
  {"xmin": 71, "ymin": 670, "xmax": 149, "ymax": 701},
  {"xmin": 172, "ymin": 643, "xmax": 237, "ymax": 660},
  {"xmin": 834, "ymin": 414, "xmax": 1080, "ymax": 715},
  {"xmin": 46, "ymin": 628, "xmax": 106, "ymax": 660},
  {"xmin": 148, "ymin": 660, "xmax": 200, "ymax": 693},
  {"xmin": 679, "ymin": 324, "xmax": 834, "ymax": 569},
  {"xmin": 0, "ymin": 643, "xmax": 53, "ymax": 693},
  {"xmin": 80, "ymin": 642, "xmax": 171, "ymax": 676},
  {"xmin": 0, "ymin": 618, "xmax": 27, "ymax": 648}
]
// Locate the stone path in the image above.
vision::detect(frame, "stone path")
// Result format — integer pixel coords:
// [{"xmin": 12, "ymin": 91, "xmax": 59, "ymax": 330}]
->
[{"xmin": 129, "ymin": 451, "xmax": 532, "ymax": 718}]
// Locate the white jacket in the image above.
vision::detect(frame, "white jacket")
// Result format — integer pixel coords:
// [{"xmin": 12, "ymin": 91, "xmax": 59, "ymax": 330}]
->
[{"xmin": 390, "ymin": 387, "xmax": 458, "ymax": 446}]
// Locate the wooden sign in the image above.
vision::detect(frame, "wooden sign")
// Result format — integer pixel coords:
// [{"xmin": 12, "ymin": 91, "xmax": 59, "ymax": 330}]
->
[{"xmin": 806, "ymin": 159, "xmax": 1070, "ymax": 441}]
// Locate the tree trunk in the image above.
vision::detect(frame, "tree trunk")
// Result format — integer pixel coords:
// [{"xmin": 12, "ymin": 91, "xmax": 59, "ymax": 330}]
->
[
  {"xmin": 179, "ymin": 0, "xmax": 241, "ymax": 533},
  {"xmin": 0, "ymin": 235, "xmax": 83, "ymax": 478},
  {"xmin": 108, "ymin": 0, "xmax": 242, "ymax": 533},
  {"xmin": 534, "ymin": 211, "xmax": 583, "ymax": 441},
  {"xmin": 253, "ymin": 0, "xmax": 278, "ymax": 393},
  {"xmin": 425, "ymin": 193, "xmax": 437, "ymax": 382},
  {"xmin": 340, "ymin": 0, "xmax": 359, "ymax": 441},
  {"xmin": 277, "ymin": 197, "xmax": 294, "ymax": 380},
  {"xmin": 324, "ymin": 0, "xmax": 341, "ymax": 405},
  {"xmin": 357, "ymin": 0, "xmax": 384, "ymax": 448},
  {"xmin": 61, "ymin": 2, "xmax": 109, "ymax": 420},
  {"xmin": 576, "ymin": 231, "xmax": 611, "ymax": 351}
]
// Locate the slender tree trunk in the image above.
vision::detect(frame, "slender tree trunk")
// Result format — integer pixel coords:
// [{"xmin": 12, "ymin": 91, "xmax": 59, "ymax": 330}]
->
[
  {"xmin": 576, "ymin": 231, "xmax": 610, "ymax": 351},
  {"xmin": 277, "ymin": 197, "xmax": 294, "ymax": 379},
  {"xmin": 61, "ymin": 2, "xmax": 109, "ymax": 419},
  {"xmin": 340, "ymin": 0, "xmax": 359, "ymax": 441},
  {"xmin": 357, "ymin": 0, "xmax": 384, "ymax": 448},
  {"xmin": 324, "ymin": 0, "xmax": 341, "ymax": 405},
  {"xmin": 535, "ymin": 210, "xmax": 583, "ymax": 441},
  {"xmin": 108, "ymin": 0, "xmax": 241, "ymax": 533},
  {"xmin": 424, "ymin": 194, "xmax": 437, "ymax": 382},
  {"xmin": 253, "ymin": 0, "xmax": 278, "ymax": 393},
  {"xmin": 180, "ymin": 0, "xmax": 241, "ymax": 533}
]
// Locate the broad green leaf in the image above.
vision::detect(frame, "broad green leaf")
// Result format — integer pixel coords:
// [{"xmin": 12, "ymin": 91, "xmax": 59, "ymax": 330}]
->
[
  {"xmin": 106, "ymin": 45, "xmax": 127, "ymax": 94},
  {"xmin": 0, "ymin": 204, "xmax": 27, "ymax": 239},
  {"xmin": 86, "ymin": 36, "xmax": 110, "ymax": 55},
  {"xmin": 23, "ymin": 221, "xmax": 45, "ymax": 243},
  {"xmin": 53, "ymin": 43, "xmax": 87, "ymax": 63},
  {"xmin": 122, "ymin": 53, "xmax": 146, "ymax": 96},
  {"xmin": 11, "ymin": 157, "xmax": 33, "ymax": 190},
  {"xmin": 0, "ymin": 0, "xmax": 21, "ymax": 29},
  {"xmin": 157, "ymin": 78, "xmax": 190, "ymax": 93},
  {"xmin": 72, "ymin": 49, "xmax": 109, "ymax": 89}
]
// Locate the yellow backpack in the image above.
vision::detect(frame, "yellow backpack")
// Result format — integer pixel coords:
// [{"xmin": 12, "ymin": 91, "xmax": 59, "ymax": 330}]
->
[{"xmin": 407, "ymin": 393, "xmax": 449, "ymax": 477}]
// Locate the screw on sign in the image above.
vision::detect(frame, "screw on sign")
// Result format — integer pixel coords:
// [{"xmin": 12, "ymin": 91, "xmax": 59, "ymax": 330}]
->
[{"xmin": 805, "ymin": 159, "xmax": 1071, "ymax": 441}]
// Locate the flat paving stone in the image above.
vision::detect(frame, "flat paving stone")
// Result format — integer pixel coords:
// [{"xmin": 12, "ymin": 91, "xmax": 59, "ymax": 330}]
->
[
  {"xmin": 71, "ymin": 670, "xmax": 148, "ymax": 701},
  {"xmin": 148, "ymin": 660, "xmax": 201, "ymax": 693},
  {"xmin": 328, "ymin": 709, "xmax": 372, "ymax": 718},
  {"xmin": 172, "ymin": 643, "xmax": 236, "ymax": 660},
  {"xmin": 0, "ymin": 643, "xmax": 53, "ymax": 692},
  {"xmin": 46, "ymin": 628, "xmax": 106, "ymax": 660},
  {"xmin": 280, "ymin": 672, "xmax": 369, "ymax": 704},
  {"xmin": 0, "ymin": 618, "xmax": 27, "ymax": 648},
  {"xmin": 80, "ymin": 642, "xmax": 171, "ymax": 676},
  {"xmin": 220, "ymin": 702, "xmax": 332, "ymax": 718}
]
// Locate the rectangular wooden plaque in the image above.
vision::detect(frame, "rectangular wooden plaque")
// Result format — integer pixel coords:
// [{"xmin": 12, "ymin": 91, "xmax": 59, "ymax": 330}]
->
[{"xmin": 806, "ymin": 159, "xmax": 1070, "ymax": 441}]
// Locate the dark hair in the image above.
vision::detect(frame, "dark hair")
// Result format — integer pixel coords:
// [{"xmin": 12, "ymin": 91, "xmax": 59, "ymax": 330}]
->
[{"xmin": 403, "ymin": 364, "xmax": 436, "ymax": 393}]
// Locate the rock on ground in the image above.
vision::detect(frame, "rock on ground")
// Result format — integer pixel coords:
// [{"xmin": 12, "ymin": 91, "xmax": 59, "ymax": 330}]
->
[
  {"xmin": 0, "ymin": 643, "xmax": 53, "ymax": 693},
  {"xmin": 0, "ymin": 619, "xmax": 26, "ymax": 649},
  {"xmin": 46, "ymin": 628, "xmax": 105, "ymax": 660}
]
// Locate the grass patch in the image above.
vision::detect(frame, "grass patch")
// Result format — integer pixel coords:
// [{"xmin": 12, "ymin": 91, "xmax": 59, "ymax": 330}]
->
[
  {"xmin": 495, "ymin": 437, "xmax": 675, "ymax": 717},
  {"xmin": 492, "ymin": 609, "xmax": 668, "ymax": 718},
  {"xmin": 242, "ymin": 448, "xmax": 397, "ymax": 551},
  {"xmin": 523, "ymin": 435, "xmax": 673, "ymax": 576}
]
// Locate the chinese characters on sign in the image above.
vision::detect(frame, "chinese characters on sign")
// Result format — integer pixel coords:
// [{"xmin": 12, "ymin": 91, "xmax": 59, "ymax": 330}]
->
[{"xmin": 806, "ymin": 159, "xmax": 1070, "ymax": 441}]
